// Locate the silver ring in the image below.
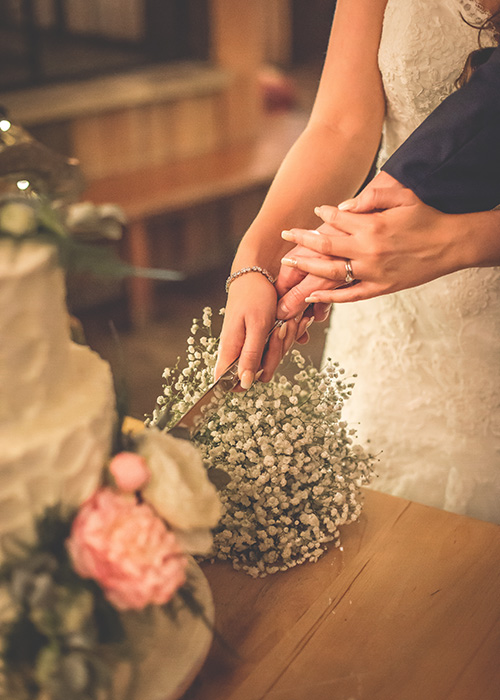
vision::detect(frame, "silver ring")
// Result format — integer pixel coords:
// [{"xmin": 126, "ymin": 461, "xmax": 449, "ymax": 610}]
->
[{"xmin": 344, "ymin": 259, "xmax": 355, "ymax": 284}]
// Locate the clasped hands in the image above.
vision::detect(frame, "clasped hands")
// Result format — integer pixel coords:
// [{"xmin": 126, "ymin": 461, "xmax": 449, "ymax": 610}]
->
[
  {"xmin": 277, "ymin": 171, "xmax": 454, "ymax": 316},
  {"xmin": 217, "ymin": 172, "xmax": 454, "ymax": 387}
]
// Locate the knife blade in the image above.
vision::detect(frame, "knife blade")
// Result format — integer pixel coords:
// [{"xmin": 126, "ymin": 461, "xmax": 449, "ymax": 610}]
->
[{"xmin": 156, "ymin": 319, "xmax": 285, "ymax": 435}]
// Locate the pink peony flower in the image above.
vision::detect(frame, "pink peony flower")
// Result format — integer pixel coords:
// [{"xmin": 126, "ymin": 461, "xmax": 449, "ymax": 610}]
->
[
  {"xmin": 109, "ymin": 451, "xmax": 150, "ymax": 493},
  {"xmin": 66, "ymin": 489, "xmax": 187, "ymax": 610}
]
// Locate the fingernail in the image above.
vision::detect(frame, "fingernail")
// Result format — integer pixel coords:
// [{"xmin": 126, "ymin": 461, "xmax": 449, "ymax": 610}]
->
[
  {"xmin": 278, "ymin": 321, "xmax": 287, "ymax": 340},
  {"xmin": 276, "ymin": 301, "xmax": 288, "ymax": 318},
  {"xmin": 240, "ymin": 370, "xmax": 254, "ymax": 390},
  {"xmin": 338, "ymin": 199, "xmax": 355, "ymax": 211},
  {"xmin": 255, "ymin": 369, "xmax": 264, "ymax": 380},
  {"xmin": 314, "ymin": 206, "xmax": 322, "ymax": 217},
  {"xmin": 305, "ymin": 296, "xmax": 319, "ymax": 303},
  {"xmin": 281, "ymin": 257, "xmax": 297, "ymax": 267},
  {"xmin": 294, "ymin": 314, "xmax": 302, "ymax": 322},
  {"xmin": 281, "ymin": 230, "xmax": 295, "ymax": 241}
]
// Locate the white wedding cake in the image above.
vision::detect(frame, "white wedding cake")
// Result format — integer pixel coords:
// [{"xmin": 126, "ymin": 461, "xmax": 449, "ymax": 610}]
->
[{"xmin": 0, "ymin": 238, "xmax": 115, "ymax": 547}]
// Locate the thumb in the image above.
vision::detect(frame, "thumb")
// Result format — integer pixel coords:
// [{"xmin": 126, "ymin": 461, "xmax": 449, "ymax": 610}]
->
[
  {"xmin": 277, "ymin": 274, "xmax": 331, "ymax": 319},
  {"xmin": 333, "ymin": 175, "xmax": 416, "ymax": 213},
  {"xmin": 277, "ymin": 285, "xmax": 310, "ymax": 320}
]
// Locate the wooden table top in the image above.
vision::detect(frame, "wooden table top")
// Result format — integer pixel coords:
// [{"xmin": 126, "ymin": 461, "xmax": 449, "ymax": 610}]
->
[{"xmin": 181, "ymin": 488, "xmax": 500, "ymax": 700}]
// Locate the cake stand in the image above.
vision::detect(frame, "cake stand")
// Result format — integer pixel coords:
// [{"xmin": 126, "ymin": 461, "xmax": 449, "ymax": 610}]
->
[{"xmin": 113, "ymin": 557, "xmax": 214, "ymax": 700}]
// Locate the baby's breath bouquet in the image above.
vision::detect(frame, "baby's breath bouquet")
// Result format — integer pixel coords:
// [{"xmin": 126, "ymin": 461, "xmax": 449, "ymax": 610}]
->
[{"xmin": 148, "ymin": 308, "xmax": 375, "ymax": 578}]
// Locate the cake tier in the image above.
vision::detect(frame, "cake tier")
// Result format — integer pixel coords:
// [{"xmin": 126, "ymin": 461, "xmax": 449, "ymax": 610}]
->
[
  {"xmin": 0, "ymin": 240, "xmax": 72, "ymax": 425},
  {"xmin": 0, "ymin": 341, "xmax": 115, "ymax": 549}
]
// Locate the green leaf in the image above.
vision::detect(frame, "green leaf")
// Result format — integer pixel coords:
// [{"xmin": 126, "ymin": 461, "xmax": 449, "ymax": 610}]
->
[
  {"xmin": 35, "ymin": 506, "xmax": 75, "ymax": 560},
  {"xmin": 90, "ymin": 586, "xmax": 126, "ymax": 647},
  {"xmin": 2, "ymin": 617, "xmax": 47, "ymax": 669}
]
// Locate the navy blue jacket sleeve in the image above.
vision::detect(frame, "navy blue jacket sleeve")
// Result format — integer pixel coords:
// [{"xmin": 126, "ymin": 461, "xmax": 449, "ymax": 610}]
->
[{"xmin": 382, "ymin": 46, "xmax": 500, "ymax": 213}]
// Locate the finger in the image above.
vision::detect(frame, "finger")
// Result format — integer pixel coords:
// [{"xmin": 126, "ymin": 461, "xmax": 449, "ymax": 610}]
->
[
  {"xmin": 276, "ymin": 284, "xmax": 312, "ymax": 320},
  {"xmin": 333, "ymin": 184, "xmax": 417, "ymax": 214},
  {"xmin": 260, "ymin": 319, "xmax": 297, "ymax": 382},
  {"xmin": 282, "ymin": 218, "xmax": 367, "ymax": 258},
  {"xmin": 259, "ymin": 321, "xmax": 288, "ymax": 382},
  {"xmin": 215, "ymin": 325, "xmax": 244, "ymax": 380},
  {"xmin": 305, "ymin": 281, "xmax": 384, "ymax": 304},
  {"xmin": 277, "ymin": 273, "xmax": 336, "ymax": 319},
  {"xmin": 274, "ymin": 259, "xmax": 308, "ymax": 298},
  {"xmin": 328, "ymin": 281, "xmax": 386, "ymax": 302},
  {"xmin": 281, "ymin": 254, "xmax": 354, "ymax": 284},
  {"xmin": 275, "ymin": 243, "xmax": 334, "ymax": 297},
  {"xmin": 320, "ymin": 172, "xmax": 400, "ymax": 214},
  {"xmin": 312, "ymin": 302, "xmax": 331, "ymax": 323},
  {"xmin": 296, "ymin": 315, "xmax": 315, "ymax": 344},
  {"xmin": 282, "ymin": 227, "xmax": 346, "ymax": 256},
  {"xmin": 237, "ymin": 319, "xmax": 274, "ymax": 389},
  {"xmin": 282, "ymin": 316, "xmax": 300, "ymax": 357}
]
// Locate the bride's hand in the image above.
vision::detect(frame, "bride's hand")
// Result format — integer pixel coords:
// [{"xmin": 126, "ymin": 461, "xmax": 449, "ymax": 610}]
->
[
  {"xmin": 274, "ymin": 244, "xmax": 333, "ymax": 339},
  {"xmin": 278, "ymin": 190, "xmax": 460, "ymax": 304},
  {"xmin": 275, "ymin": 173, "xmax": 417, "ymax": 313},
  {"xmin": 275, "ymin": 243, "xmax": 337, "ymax": 321},
  {"xmin": 215, "ymin": 273, "xmax": 303, "ymax": 388},
  {"xmin": 336, "ymin": 171, "xmax": 414, "ymax": 212},
  {"xmin": 215, "ymin": 273, "xmax": 275, "ymax": 386},
  {"xmin": 216, "ymin": 265, "xmax": 318, "ymax": 387}
]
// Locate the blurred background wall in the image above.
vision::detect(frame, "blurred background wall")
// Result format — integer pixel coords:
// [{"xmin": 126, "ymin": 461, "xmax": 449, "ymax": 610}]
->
[
  {"xmin": 0, "ymin": 0, "xmax": 334, "ymax": 172},
  {"xmin": 0, "ymin": 0, "xmax": 335, "ymax": 417}
]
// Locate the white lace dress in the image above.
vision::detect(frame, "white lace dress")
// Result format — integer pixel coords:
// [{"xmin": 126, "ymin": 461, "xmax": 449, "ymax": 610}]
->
[{"xmin": 324, "ymin": 0, "xmax": 500, "ymax": 523}]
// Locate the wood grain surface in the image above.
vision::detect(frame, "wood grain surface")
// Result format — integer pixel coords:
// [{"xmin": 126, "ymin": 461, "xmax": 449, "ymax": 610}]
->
[{"xmin": 182, "ymin": 489, "xmax": 500, "ymax": 700}]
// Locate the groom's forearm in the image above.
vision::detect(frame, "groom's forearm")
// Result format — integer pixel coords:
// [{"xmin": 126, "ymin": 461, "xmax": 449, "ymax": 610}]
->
[{"xmin": 382, "ymin": 46, "xmax": 500, "ymax": 214}]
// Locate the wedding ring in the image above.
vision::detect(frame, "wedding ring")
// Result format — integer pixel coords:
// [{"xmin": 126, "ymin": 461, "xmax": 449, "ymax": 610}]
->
[{"xmin": 344, "ymin": 259, "xmax": 355, "ymax": 284}]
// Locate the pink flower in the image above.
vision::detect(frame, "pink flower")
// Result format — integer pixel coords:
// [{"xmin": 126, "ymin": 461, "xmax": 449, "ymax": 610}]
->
[
  {"xmin": 67, "ymin": 489, "xmax": 187, "ymax": 610},
  {"xmin": 109, "ymin": 452, "xmax": 150, "ymax": 492}
]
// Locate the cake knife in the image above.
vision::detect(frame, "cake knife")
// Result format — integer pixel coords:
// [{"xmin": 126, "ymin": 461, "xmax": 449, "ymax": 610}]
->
[{"xmin": 156, "ymin": 319, "xmax": 285, "ymax": 435}]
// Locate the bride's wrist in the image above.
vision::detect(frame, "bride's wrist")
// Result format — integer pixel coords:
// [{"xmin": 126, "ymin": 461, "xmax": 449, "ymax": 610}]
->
[
  {"xmin": 225, "ymin": 266, "xmax": 276, "ymax": 293},
  {"xmin": 232, "ymin": 230, "xmax": 291, "ymax": 279}
]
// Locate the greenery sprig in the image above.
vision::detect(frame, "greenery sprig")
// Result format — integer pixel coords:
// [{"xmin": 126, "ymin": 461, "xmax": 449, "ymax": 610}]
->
[
  {"xmin": 0, "ymin": 196, "xmax": 183, "ymax": 283},
  {"xmin": 0, "ymin": 507, "xmax": 125, "ymax": 700}
]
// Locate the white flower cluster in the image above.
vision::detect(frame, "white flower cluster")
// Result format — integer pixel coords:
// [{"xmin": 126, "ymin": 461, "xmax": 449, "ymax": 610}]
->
[
  {"xmin": 149, "ymin": 308, "xmax": 375, "ymax": 577},
  {"xmin": 137, "ymin": 427, "xmax": 222, "ymax": 555},
  {"xmin": 150, "ymin": 307, "xmax": 219, "ymax": 428}
]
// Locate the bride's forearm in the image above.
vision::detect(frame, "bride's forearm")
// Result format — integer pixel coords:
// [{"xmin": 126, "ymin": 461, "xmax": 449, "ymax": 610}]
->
[
  {"xmin": 230, "ymin": 0, "xmax": 388, "ymax": 278},
  {"xmin": 231, "ymin": 121, "xmax": 382, "ymax": 276}
]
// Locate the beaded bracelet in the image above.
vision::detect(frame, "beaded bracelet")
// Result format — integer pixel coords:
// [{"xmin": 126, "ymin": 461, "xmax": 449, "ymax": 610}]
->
[{"xmin": 225, "ymin": 266, "xmax": 276, "ymax": 293}]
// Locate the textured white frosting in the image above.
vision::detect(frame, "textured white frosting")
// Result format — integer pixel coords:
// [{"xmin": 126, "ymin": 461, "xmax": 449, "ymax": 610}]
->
[
  {"xmin": 0, "ymin": 241, "xmax": 72, "ymax": 424},
  {"xmin": 0, "ymin": 240, "xmax": 115, "ymax": 546}
]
